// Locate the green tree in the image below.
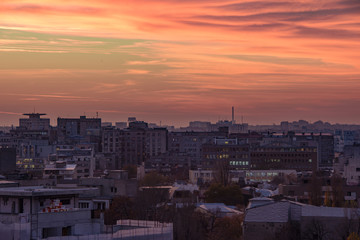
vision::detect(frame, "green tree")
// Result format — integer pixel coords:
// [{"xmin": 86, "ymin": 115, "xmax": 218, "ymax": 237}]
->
[
  {"xmin": 207, "ymin": 215, "xmax": 243, "ymax": 240},
  {"xmin": 204, "ymin": 183, "xmax": 243, "ymax": 206}
]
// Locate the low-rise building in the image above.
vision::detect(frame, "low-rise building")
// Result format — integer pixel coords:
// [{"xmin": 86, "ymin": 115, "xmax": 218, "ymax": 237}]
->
[
  {"xmin": 44, "ymin": 162, "xmax": 77, "ymax": 180},
  {"xmin": 189, "ymin": 169, "xmax": 296, "ymax": 184},
  {"xmin": 202, "ymin": 140, "xmax": 251, "ymax": 170},
  {"xmin": 244, "ymin": 198, "xmax": 360, "ymax": 240},
  {"xmin": 0, "ymin": 186, "xmax": 103, "ymax": 239},
  {"xmin": 78, "ymin": 170, "xmax": 137, "ymax": 198},
  {"xmin": 250, "ymin": 143, "xmax": 318, "ymax": 171},
  {"xmin": 342, "ymin": 144, "xmax": 360, "ymax": 185}
]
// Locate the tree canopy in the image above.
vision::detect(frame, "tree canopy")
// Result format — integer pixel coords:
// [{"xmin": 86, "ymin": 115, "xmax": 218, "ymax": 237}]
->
[
  {"xmin": 204, "ymin": 183, "xmax": 243, "ymax": 206},
  {"xmin": 104, "ymin": 196, "xmax": 135, "ymax": 225}
]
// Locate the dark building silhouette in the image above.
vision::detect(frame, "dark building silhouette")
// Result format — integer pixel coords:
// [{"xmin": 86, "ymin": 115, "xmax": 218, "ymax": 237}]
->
[
  {"xmin": 202, "ymin": 139, "xmax": 250, "ymax": 170},
  {"xmin": 250, "ymin": 144, "xmax": 318, "ymax": 171},
  {"xmin": 102, "ymin": 122, "xmax": 168, "ymax": 168},
  {"xmin": 19, "ymin": 113, "xmax": 50, "ymax": 131},
  {"xmin": 57, "ymin": 116, "xmax": 101, "ymax": 145},
  {"xmin": 0, "ymin": 148, "xmax": 16, "ymax": 173}
]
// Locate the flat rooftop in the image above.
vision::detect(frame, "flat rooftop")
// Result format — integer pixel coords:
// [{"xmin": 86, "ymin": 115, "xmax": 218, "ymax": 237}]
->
[
  {"xmin": 0, "ymin": 186, "xmax": 98, "ymax": 197},
  {"xmin": 0, "ymin": 180, "xmax": 18, "ymax": 184}
]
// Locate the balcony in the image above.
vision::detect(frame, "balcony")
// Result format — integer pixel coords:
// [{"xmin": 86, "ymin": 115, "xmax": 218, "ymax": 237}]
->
[{"xmin": 37, "ymin": 209, "xmax": 91, "ymax": 228}]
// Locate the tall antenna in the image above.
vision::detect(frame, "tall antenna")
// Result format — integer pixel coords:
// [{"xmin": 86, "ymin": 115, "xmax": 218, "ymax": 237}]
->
[{"xmin": 232, "ymin": 106, "xmax": 235, "ymax": 124}]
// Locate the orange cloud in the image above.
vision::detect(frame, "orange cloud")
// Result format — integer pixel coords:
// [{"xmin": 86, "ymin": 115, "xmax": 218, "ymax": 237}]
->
[{"xmin": 0, "ymin": 0, "xmax": 359, "ymax": 125}]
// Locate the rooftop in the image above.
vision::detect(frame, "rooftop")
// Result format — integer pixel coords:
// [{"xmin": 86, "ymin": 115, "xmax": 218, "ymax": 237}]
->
[
  {"xmin": 0, "ymin": 186, "xmax": 98, "ymax": 197},
  {"xmin": 44, "ymin": 164, "xmax": 77, "ymax": 171},
  {"xmin": 196, "ymin": 203, "xmax": 242, "ymax": 216},
  {"xmin": 22, "ymin": 113, "xmax": 47, "ymax": 118},
  {"xmin": 245, "ymin": 201, "xmax": 291, "ymax": 223}
]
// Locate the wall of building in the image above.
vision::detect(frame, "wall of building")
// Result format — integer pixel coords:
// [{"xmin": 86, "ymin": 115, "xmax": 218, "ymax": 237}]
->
[
  {"xmin": 243, "ymin": 222, "xmax": 286, "ymax": 240},
  {"xmin": 0, "ymin": 148, "xmax": 16, "ymax": 173}
]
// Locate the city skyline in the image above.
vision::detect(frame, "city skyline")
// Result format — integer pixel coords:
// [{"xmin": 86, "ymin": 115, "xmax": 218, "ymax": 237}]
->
[
  {"xmin": 1, "ymin": 111, "xmax": 359, "ymax": 128},
  {"xmin": 1, "ymin": 0, "xmax": 360, "ymax": 126}
]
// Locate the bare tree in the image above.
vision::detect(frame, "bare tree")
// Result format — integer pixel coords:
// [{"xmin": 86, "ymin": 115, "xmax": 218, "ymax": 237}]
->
[
  {"xmin": 173, "ymin": 206, "xmax": 209, "ymax": 240},
  {"xmin": 213, "ymin": 160, "xmax": 231, "ymax": 187},
  {"xmin": 132, "ymin": 187, "xmax": 171, "ymax": 221},
  {"xmin": 302, "ymin": 219, "xmax": 331, "ymax": 240},
  {"xmin": 104, "ymin": 196, "xmax": 135, "ymax": 225},
  {"xmin": 348, "ymin": 232, "xmax": 360, "ymax": 240},
  {"xmin": 342, "ymin": 203, "xmax": 360, "ymax": 238},
  {"xmin": 204, "ymin": 183, "xmax": 243, "ymax": 206},
  {"xmin": 309, "ymin": 172, "xmax": 323, "ymax": 206},
  {"xmin": 331, "ymin": 173, "xmax": 344, "ymax": 207}
]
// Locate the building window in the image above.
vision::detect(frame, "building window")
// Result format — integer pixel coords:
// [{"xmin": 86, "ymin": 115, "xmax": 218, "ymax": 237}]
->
[
  {"xmin": 79, "ymin": 202, "xmax": 89, "ymax": 208},
  {"xmin": 60, "ymin": 199, "xmax": 71, "ymax": 205},
  {"xmin": 96, "ymin": 202, "xmax": 106, "ymax": 210},
  {"xmin": 3, "ymin": 197, "xmax": 9, "ymax": 206},
  {"xmin": 11, "ymin": 202, "xmax": 15, "ymax": 213}
]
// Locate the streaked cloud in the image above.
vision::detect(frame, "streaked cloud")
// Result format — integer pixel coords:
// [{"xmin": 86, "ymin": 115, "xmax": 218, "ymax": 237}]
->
[
  {"xmin": 127, "ymin": 69, "xmax": 150, "ymax": 74},
  {"xmin": 0, "ymin": 111, "xmax": 22, "ymax": 115},
  {"xmin": 0, "ymin": 0, "xmax": 359, "ymax": 125}
]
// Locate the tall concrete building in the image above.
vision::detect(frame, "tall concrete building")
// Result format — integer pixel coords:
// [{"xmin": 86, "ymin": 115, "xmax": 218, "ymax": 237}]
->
[
  {"xmin": 168, "ymin": 131, "xmax": 228, "ymax": 168},
  {"xmin": 13, "ymin": 113, "xmax": 53, "ymax": 143},
  {"xmin": 19, "ymin": 113, "xmax": 50, "ymax": 131},
  {"xmin": 122, "ymin": 123, "xmax": 168, "ymax": 166},
  {"xmin": 250, "ymin": 144, "xmax": 318, "ymax": 171},
  {"xmin": 202, "ymin": 139, "xmax": 251, "ymax": 170},
  {"xmin": 102, "ymin": 122, "xmax": 168, "ymax": 168},
  {"xmin": 146, "ymin": 128, "xmax": 168, "ymax": 158},
  {"xmin": 263, "ymin": 132, "xmax": 334, "ymax": 169},
  {"xmin": 102, "ymin": 127, "xmax": 122, "ymax": 155},
  {"xmin": 57, "ymin": 116, "xmax": 101, "ymax": 143}
]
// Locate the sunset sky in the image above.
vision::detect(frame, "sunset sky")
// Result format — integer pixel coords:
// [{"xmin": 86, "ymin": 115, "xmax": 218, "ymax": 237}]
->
[{"xmin": 0, "ymin": 0, "xmax": 360, "ymax": 126}]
